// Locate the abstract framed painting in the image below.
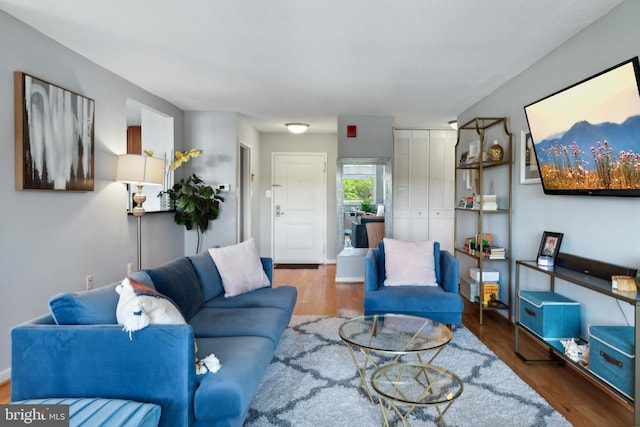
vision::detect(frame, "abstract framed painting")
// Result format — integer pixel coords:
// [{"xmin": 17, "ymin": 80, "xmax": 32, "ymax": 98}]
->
[{"xmin": 14, "ymin": 72, "xmax": 95, "ymax": 191}]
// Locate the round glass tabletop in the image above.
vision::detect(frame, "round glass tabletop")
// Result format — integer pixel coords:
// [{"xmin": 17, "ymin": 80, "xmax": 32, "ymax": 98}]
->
[
  {"xmin": 338, "ymin": 314, "xmax": 452, "ymax": 355},
  {"xmin": 371, "ymin": 362, "xmax": 463, "ymax": 406}
]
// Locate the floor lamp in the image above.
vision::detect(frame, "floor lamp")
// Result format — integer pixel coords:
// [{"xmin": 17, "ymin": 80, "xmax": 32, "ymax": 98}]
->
[{"xmin": 117, "ymin": 154, "xmax": 165, "ymax": 271}]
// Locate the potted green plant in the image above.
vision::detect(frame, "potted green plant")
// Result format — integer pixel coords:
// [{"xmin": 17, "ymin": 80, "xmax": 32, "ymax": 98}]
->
[
  {"xmin": 160, "ymin": 149, "xmax": 225, "ymax": 252},
  {"xmin": 360, "ymin": 198, "xmax": 374, "ymax": 213}
]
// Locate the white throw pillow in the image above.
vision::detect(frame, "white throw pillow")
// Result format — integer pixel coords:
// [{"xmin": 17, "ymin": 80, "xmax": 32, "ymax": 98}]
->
[
  {"xmin": 208, "ymin": 238, "xmax": 270, "ymax": 297},
  {"xmin": 383, "ymin": 238, "xmax": 437, "ymax": 286}
]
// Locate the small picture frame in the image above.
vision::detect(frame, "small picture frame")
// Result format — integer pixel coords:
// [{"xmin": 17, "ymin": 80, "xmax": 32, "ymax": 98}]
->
[
  {"xmin": 537, "ymin": 231, "xmax": 563, "ymax": 266},
  {"xmin": 520, "ymin": 130, "xmax": 541, "ymax": 185}
]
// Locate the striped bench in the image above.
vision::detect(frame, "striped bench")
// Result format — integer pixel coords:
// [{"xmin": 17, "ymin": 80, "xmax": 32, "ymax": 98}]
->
[{"xmin": 9, "ymin": 397, "xmax": 160, "ymax": 427}]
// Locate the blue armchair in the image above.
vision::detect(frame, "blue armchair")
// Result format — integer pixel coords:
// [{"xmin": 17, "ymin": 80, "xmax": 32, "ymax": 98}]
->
[{"xmin": 363, "ymin": 241, "xmax": 463, "ymax": 325}]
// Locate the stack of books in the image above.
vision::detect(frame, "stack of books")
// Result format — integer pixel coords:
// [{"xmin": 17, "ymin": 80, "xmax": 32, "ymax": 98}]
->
[
  {"xmin": 465, "ymin": 196, "xmax": 474, "ymax": 209},
  {"xmin": 472, "ymin": 194, "xmax": 497, "ymax": 210},
  {"xmin": 483, "ymin": 246, "xmax": 506, "ymax": 259},
  {"xmin": 469, "ymin": 269, "xmax": 500, "ymax": 307}
]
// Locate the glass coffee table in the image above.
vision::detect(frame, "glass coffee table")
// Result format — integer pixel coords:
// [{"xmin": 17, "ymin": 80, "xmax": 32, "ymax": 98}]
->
[
  {"xmin": 371, "ymin": 362, "xmax": 463, "ymax": 427},
  {"xmin": 339, "ymin": 314, "xmax": 452, "ymax": 401}
]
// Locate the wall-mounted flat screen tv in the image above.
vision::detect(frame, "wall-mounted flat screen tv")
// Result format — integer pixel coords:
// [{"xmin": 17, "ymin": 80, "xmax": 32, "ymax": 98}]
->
[{"xmin": 524, "ymin": 57, "xmax": 640, "ymax": 196}]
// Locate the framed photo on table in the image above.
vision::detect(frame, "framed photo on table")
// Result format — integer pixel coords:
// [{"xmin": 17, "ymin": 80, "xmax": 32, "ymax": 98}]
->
[{"xmin": 537, "ymin": 231, "xmax": 563, "ymax": 266}]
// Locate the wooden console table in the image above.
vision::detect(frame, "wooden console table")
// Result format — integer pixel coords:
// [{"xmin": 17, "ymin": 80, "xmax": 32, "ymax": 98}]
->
[{"xmin": 514, "ymin": 255, "xmax": 639, "ymax": 425}]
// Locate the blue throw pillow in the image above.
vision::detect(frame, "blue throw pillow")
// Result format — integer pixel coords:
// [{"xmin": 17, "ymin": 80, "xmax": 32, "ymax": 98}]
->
[
  {"xmin": 49, "ymin": 283, "xmax": 119, "ymax": 325},
  {"xmin": 144, "ymin": 257, "xmax": 203, "ymax": 320},
  {"xmin": 188, "ymin": 252, "xmax": 224, "ymax": 302}
]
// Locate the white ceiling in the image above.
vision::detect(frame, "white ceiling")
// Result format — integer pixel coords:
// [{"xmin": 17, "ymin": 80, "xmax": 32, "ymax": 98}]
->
[{"xmin": 0, "ymin": 0, "xmax": 625, "ymax": 133}]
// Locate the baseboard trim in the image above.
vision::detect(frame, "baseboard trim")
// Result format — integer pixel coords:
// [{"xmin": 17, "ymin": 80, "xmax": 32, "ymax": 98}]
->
[
  {"xmin": 335, "ymin": 276, "xmax": 364, "ymax": 283},
  {"xmin": 0, "ymin": 368, "xmax": 10, "ymax": 383}
]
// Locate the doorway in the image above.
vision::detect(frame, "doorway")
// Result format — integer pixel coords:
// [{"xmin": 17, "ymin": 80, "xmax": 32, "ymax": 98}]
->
[
  {"xmin": 272, "ymin": 153, "xmax": 326, "ymax": 263},
  {"xmin": 238, "ymin": 143, "xmax": 251, "ymax": 242}
]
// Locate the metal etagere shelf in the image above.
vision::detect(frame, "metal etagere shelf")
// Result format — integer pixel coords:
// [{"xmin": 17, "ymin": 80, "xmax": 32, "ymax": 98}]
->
[{"xmin": 454, "ymin": 117, "xmax": 513, "ymax": 325}]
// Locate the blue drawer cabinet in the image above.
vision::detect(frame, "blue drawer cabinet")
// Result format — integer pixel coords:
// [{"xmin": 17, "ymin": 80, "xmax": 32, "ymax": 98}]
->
[
  {"xmin": 519, "ymin": 290, "xmax": 580, "ymax": 339},
  {"xmin": 589, "ymin": 325, "xmax": 635, "ymax": 398}
]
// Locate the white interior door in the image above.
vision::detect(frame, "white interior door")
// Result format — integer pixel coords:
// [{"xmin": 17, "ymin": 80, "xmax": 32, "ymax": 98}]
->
[{"xmin": 273, "ymin": 153, "xmax": 326, "ymax": 263}]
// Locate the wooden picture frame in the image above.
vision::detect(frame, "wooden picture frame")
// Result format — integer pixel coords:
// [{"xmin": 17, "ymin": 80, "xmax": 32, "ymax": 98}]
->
[
  {"xmin": 537, "ymin": 231, "xmax": 563, "ymax": 263},
  {"xmin": 520, "ymin": 130, "xmax": 541, "ymax": 184},
  {"xmin": 15, "ymin": 72, "xmax": 95, "ymax": 191}
]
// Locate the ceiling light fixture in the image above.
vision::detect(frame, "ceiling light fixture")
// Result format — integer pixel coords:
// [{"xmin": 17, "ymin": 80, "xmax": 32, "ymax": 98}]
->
[
  {"xmin": 286, "ymin": 122, "xmax": 310, "ymax": 134},
  {"xmin": 448, "ymin": 120, "xmax": 458, "ymax": 130}
]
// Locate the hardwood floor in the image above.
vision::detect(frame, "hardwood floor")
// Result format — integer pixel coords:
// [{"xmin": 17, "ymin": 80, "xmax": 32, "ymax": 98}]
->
[
  {"xmin": 0, "ymin": 380, "xmax": 7, "ymax": 404},
  {"xmin": 1, "ymin": 264, "xmax": 634, "ymax": 426}
]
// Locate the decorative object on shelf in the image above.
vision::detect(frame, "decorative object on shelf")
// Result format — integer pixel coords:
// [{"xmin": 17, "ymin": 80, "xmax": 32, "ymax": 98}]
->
[
  {"xmin": 116, "ymin": 154, "xmax": 165, "ymax": 270},
  {"xmin": 520, "ymin": 131, "xmax": 541, "ymax": 184},
  {"xmin": 467, "ymin": 140, "xmax": 481, "ymax": 162},
  {"xmin": 560, "ymin": 337, "xmax": 589, "ymax": 366},
  {"xmin": 537, "ymin": 231, "xmax": 563, "ymax": 266},
  {"xmin": 612, "ymin": 275, "xmax": 638, "ymax": 292},
  {"xmin": 459, "ymin": 151, "xmax": 468, "ymax": 164},
  {"xmin": 15, "ymin": 72, "xmax": 95, "ymax": 191},
  {"xmin": 487, "ymin": 140, "xmax": 504, "ymax": 162},
  {"xmin": 168, "ymin": 148, "xmax": 203, "ymax": 170}
]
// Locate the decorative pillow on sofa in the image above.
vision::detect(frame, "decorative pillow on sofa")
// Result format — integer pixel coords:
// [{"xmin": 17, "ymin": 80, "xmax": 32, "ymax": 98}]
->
[
  {"xmin": 208, "ymin": 238, "xmax": 270, "ymax": 297},
  {"xmin": 383, "ymin": 238, "xmax": 437, "ymax": 286},
  {"xmin": 116, "ymin": 277, "xmax": 186, "ymax": 338},
  {"xmin": 49, "ymin": 284, "xmax": 120, "ymax": 325}
]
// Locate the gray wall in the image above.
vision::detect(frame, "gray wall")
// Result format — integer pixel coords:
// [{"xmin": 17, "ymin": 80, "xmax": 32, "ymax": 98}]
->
[
  {"xmin": 258, "ymin": 133, "xmax": 338, "ymax": 261},
  {"xmin": 337, "ymin": 115, "xmax": 393, "ymax": 158},
  {"xmin": 460, "ymin": 0, "xmax": 640, "ymax": 330},
  {"xmin": 0, "ymin": 11, "xmax": 185, "ymax": 378},
  {"xmin": 183, "ymin": 112, "xmax": 239, "ymax": 254},
  {"xmin": 173, "ymin": 113, "xmax": 261, "ymax": 254}
]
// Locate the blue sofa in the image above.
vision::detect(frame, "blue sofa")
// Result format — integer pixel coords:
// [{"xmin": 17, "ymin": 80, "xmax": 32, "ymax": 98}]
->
[
  {"xmin": 363, "ymin": 241, "xmax": 463, "ymax": 325},
  {"xmin": 10, "ymin": 252, "xmax": 297, "ymax": 427}
]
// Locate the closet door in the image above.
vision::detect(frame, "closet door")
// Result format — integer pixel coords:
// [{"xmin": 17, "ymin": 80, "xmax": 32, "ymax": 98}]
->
[
  {"xmin": 428, "ymin": 130, "xmax": 456, "ymax": 251},
  {"xmin": 409, "ymin": 130, "xmax": 429, "ymax": 240},
  {"xmin": 393, "ymin": 130, "xmax": 412, "ymax": 240},
  {"xmin": 393, "ymin": 129, "xmax": 429, "ymax": 240}
]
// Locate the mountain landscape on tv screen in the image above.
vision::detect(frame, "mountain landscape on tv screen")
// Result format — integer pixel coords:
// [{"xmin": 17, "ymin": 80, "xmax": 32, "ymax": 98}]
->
[
  {"xmin": 535, "ymin": 115, "xmax": 640, "ymax": 154},
  {"xmin": 533, "ymin": 115, "xmax": 640, "ymax": 190}
]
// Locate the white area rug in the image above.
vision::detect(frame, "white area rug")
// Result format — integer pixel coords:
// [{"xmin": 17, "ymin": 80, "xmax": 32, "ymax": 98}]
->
[{"xmin": 245, "ymin": 316, "xmax": 570, "ymax": 427}]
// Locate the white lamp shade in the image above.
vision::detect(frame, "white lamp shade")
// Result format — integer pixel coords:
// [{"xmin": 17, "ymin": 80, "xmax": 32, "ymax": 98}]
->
[{"xmin": 116, "ymin": 154, "xmax": 164, "ymax": 185}]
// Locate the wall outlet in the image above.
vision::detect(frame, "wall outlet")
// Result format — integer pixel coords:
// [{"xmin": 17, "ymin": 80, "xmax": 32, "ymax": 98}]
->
[
  {"xmin": 86, "ymin": 274, "xmax": 93, "ymax": 290},
  {"xmin": 127, "ymin": 262, "xmax": 134, "ymax": 275}
]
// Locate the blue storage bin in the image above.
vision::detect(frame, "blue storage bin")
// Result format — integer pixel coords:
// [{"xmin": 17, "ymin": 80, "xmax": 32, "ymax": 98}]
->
[
  {"xmin": 588, "ymin": 325, "xmax": 635, "ymax": 398},
  {"xmin": 519, "ymin": 290, "xmax": 580, "ymax": 339}
]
